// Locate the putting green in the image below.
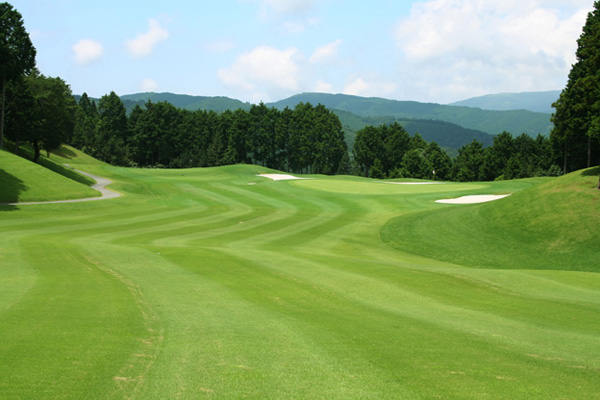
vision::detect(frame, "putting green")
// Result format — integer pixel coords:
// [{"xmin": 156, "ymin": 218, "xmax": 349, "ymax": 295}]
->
[
  {"xmin": 291, "ymin": 178, "xmax": 488, "ymax": 195},
  {"xmin": 1, "ymin": 147, "xmax": 599, "ymax": 399}
]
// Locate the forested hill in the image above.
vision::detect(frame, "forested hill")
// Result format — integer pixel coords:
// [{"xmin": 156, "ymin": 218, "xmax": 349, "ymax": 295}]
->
[
  {"xmin": 333, "ymin": 110, "xmax": 494, "ymax": 151},
  {"xmin": 76, "ymin": 91, "xmax": 553, "ymax": 140},
  {"xmin": 268, "ymin": 93, "xmax": 553, "ymax": 136},
  {"xmin": 449, "ymin": 90, "xmax": 560, "ymax": 114},
  {"xmin": 120, "ymin": 92, "xmax": 251, "ymax": 112}
]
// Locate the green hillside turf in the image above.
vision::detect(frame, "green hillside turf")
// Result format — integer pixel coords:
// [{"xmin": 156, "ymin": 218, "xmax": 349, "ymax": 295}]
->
[
  {"xmin": 381, "ymin": 168, "xmax": 600, "ymax": 272},
  {"xmin": 1, "ymin": 153, "xmax": 599, "ymax": 399},
  {"xmin": 0, "ymin": 148, "xmax": 99, "ymax": 203}
]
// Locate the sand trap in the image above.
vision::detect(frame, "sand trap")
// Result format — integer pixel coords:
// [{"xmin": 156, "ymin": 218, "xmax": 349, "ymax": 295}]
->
[
  {"xmin": 386, "ymin": 182, "xmax": 442, "ymax": 185},
  {"xmin": 257, "ymin": 174, "xmax": 311, "ymax": 181},
  {"xmin": 435, "ymin": 194, "xmax": 511, "ymax": 204}
]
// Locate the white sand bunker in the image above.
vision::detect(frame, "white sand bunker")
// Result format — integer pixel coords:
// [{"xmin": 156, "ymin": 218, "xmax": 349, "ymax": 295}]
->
[
  {"xmin": 258, "ymin": 174, "xmax": 311, "ymax": 181},
  {"xmin": 435, "ymin": 194, "xmax": 511, "ymax": 204}
]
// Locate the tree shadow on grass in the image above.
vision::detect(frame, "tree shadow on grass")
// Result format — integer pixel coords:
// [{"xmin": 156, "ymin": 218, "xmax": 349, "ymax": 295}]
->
[
  {"xmin": 37, "ymin": 158, "xmax": 94, "ymax": 186},
  {"xmin": 580, "ymin": 166, "xmax": 600, "ymax": 177},
  {"xmin": 52, "ymin": 147, "xmax": 77, "ymax": 159},
  {"xmin": 0, "ymin": 168, "xmax": 26, "ymax": 210}
]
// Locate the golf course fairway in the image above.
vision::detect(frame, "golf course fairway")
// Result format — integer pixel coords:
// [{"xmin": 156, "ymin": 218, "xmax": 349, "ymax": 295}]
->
[{"xmin": 1, "ymin": 147, "xmax": 599, "ymax": 399}]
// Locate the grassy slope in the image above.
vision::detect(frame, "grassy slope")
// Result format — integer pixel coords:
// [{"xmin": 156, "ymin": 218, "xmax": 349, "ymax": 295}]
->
[
  {"xmin": 0, "ymin": 148, "xmax": 99, "ymax": 203},
  {"xmin": 381, "ymin": 168, "xmax": 600, "ymax": 272},
  {"xmin": 1, "ymin": 152, "xmax": 599, "ymax": 399}
]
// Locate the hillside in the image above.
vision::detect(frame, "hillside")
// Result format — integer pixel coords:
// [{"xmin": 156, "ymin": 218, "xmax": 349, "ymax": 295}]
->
[
  {"xmin": 0, "ymin": 148, "xmax": 99, "ymax": 203},
  {"xmin": 269, "ymin": 92, "xmax": 553, "ymax": 136},
  {"xmin": 120, "ymin": 92, "xmax": 251, "ymax": 113},
  {"xmin": 450, "ymin": 90, "xmax": 560, "ymax": 114},
  {"xmin": 335, "ymin": 110, "xmax": 495, "ymax": 151},
  {"xmin": 381, "ymin": 167, "xmax": 600, "ymax": 272}
]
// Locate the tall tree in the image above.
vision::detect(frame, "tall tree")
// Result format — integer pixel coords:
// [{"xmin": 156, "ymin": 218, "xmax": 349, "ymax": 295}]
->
[
  {"xmin": 72, "ymin": 93, "xmax": 99, "ymax": 151},
  {"xmin": 0, "ymin": 2, "xmax": 36, "ymax": 148},
  {"xmin": 551, "ymin": 1, "xmax": 600, "ymax": 181},
  {"xmin": 452, "ymin": 139, "xmax": 485, "ymax": 182},
  {"xmin": 4, "ymin": 74, "xmax": 34, "ymax": 153},
  {"xmin": 25, "ymin": 71, "xmax": 76, "ymax": 162},
  {"xmin": 97, "ymin": 91, "xmax": 129, "ymax": 165}
]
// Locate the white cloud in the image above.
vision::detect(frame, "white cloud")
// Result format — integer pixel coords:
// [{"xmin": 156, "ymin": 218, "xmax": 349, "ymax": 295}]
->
[
  {"xmin": 139, "ymin": 79, "xmax": 159, "ymax": 92},
  {"xmin": 394, "ymin": 0, "xmax": 592, "ymax": 102},
  {"xmin": 72, "ymin": 39, "xmax": 103, "ymax": 65},
  {"xmin": 344, "ymin": 76, "xmax": 397, "ymax": 98},
  {"xmin": 313, "ymin": 80, "xmax": 333, "ymax": 92},
  {"xmin": 310, "ymin": 39, "xmax": 342, "ymax": 64},
  {"xmin": 125, "ymin": 19, "xmax": 169, "ymax": 58},
  {"xmin": 218, "ymin": 45, "xmax": 302, "ymax": 101}
]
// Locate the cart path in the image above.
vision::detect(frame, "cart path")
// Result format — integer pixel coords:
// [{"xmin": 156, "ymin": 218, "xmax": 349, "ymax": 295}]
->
[{"xmin": 1, "ymin": 167, "xmax": 121, "ymax": 205}]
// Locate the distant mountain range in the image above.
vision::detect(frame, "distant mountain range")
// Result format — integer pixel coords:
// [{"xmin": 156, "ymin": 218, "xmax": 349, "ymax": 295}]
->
[
  {"xmin": 79, "ymin": 90, "xmax": 555, "ymax": 151},
  {"xmin": 449, "ymin": 90, "xmax": 560, "ymax": 114},
  {"xmin": 267, "ymin": 92, "xmax": 552, "ymax": 137},
  {"xmin": 120, "ymin": 92, "xmax": 251, "ymax": 112}
]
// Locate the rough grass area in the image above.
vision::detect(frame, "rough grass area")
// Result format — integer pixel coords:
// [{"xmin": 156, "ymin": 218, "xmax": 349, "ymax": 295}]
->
[
  {"xmin": 0, "ymin": 148, "xmax": 99, "ymax": 203},
  {"xmin": 1, "ymin": 150, "xmax": 599, "ymax": 399}
]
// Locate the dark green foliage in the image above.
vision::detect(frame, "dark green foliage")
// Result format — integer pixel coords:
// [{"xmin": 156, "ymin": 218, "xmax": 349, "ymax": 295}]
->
[
  {"xmin": 0, "ymin": 2, "xmax": 36, "ymax": 148},
  {"xmin": 369, "ymin": 158, "xmax": 385, "ymax": 179},
  {"xmin": 4, "ymin": 75, "xmax": 34, "ymax": 152},
  {"xmin": 451, "ymin": 139, "xmax": 485, "ymax": 182},
  {"xmin": 97, "ymin": 92, "xmax": 129, "ymax": 165},
  {"xmin": 70, "ymin": 97, "xmax": 349, "ymax": 174},
  {"xmin": 552, "ymin": 1, "xmax": 600, "ymax": 174},
  {"xmin": 72, "ymin": 92, "xmax": 99, "ymax": 152},
  {"xmin": 353, "ymin": 123, "xmax": 449, "ymax": 180},
  {"xmin": 16, "ymin": 71, "xmax": 76, "ymax": 162},
  {"xmin": 425, "ymin": 141, "xmax": 452, "ymax": 180}
]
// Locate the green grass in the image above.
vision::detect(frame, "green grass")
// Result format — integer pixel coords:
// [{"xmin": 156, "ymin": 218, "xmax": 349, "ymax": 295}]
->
[
  {"xmin": 381, "ymin": 169, "xmax": 600, "ymax": 272},
  {"xmin": 0, "ymin": 148, "xmax": 99, "ymax": 203},
  {"xmin": 1, "ymin": 148, "xmax": 599, "ymax": 399}
]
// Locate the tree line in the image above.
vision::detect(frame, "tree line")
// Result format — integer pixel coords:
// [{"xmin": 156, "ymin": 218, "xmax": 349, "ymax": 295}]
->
[
  {"xmin": 551, "ymin": 1, "xmax": 600, "ymax": 179},
  {"xmin": 72, "ymin": 92, "xmax": 349, "ymax": 175},
  {"xmin": 352, "ymin": 124, "xmax": 561, "ymax": 181}
]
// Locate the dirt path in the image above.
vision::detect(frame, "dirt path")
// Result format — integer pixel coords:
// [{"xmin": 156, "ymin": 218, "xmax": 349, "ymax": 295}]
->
[{"xmin": 2, "ymin": 168, "xmax": 121, "ymax": 206}]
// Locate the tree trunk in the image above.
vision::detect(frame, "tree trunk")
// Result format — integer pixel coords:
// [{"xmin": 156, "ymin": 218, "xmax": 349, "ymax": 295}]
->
[
  {"xmin": 33, "ymin": 139, "xmax": 40, "ymax": 163},
  {"xmin": 597, "ymin": 175, "xmax": 600, "ymax": 189},
  {"xmin": 0, "ymin": 75, "xmax": 5, "ymax": 149},
  {"xmin": 563, "ymin": 142, "xmax": 568, "ymax": 175},
  {"xmin": 588, "ymin": 135, "xmax": 592, "ymax": 168}
]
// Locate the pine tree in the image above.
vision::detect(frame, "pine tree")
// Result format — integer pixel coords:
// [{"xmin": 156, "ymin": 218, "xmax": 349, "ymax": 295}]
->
[{"xmin": 551, "ymin": 1, "xmax": 600, "ymax": 183}]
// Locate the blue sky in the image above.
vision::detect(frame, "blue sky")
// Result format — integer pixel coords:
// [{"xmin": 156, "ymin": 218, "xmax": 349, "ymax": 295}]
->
[{"xmin": 9, "ymin": 0, "xmax": 594, "ymax": 104}]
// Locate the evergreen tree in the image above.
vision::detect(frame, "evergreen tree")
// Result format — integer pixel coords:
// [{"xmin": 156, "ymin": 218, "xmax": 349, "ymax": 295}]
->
[
  {"xmin": 452, "ymin": 139, "xmax": 485, "ymax": 182},
  {"xmin": 0, "ymin": 2, "xmax": 36, "ymax": 148},
  {"xmin": 25, "ymin": 71, "xmax": 76, "ymax": 162},
  {"xmin": 97, "ymin": 91, "xmax": 129, "ymax": 165},
  {"xmin": 72, "ymin": 93, "xmax": 99, "ymax": 151},
  {"xmin": 551, "ymin": 1, "xmax": 600, "ymax": 182}
]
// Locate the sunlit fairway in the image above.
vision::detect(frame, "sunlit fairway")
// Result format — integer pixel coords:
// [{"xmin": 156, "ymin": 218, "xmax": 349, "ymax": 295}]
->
[{"xmin": 1, "ymin": 147, "xmax": 599, "ymax": 399}]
